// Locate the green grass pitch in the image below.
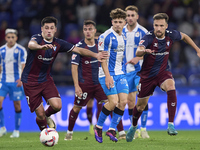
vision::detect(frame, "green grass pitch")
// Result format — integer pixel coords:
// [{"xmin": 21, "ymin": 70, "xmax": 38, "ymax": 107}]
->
[{"xmin": 0, "ymin": 131, "xmax": 199, "ymax": 150}]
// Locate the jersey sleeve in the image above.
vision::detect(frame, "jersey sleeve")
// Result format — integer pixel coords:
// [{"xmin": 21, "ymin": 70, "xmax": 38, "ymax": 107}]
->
[
  {"xmin": 20, "ymin": 47, "xmax": 27, "ymax": 64},
  {"xmin": 30, "ymin": 34, "xmax": 43, "ymax": 44},
  {"xmin": 171, "ymin": 30, "xmax": 182, "ymax": 41},
  {"xmin": 138, "ymin": 33, "xmax": 149, "ymax": 48},
  {"xmin": 71, "ymin": 52, "xmax": 80, "ymax": 65},
  {"xmin": 58, "ymin": 39, "xmax": 75, "ymax": 53},
  {"xmin": 98, "ymin": 34, "xmax": 109, "ymax": 51}
]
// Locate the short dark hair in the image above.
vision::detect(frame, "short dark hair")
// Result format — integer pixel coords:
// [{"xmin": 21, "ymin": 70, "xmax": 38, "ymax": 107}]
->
[
  {"xmin": 110, "ymin": 8, "xmax": 126, "ymax": 20},
  {"xmin": 83, "ymin": 20, "xmax": 96, "ymax": 28},
  {"xmin": 125, "ymin": 5, "xmax": 138, "ymax": 14},
  {"xmin": 153, "ymin": 13, "xmax": 169, "ymax": 23},
  {"xmin": 41, "ymin": 16, "xmax": 58, "ymax": 27}
]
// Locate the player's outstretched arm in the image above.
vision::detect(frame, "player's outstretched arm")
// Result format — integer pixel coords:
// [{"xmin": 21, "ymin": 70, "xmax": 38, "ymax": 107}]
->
[
  {"xmin": 181, "ymin": 32, "xmax": 200, "ymax": 58},
  {"xmin": 72, "ymin": 47, "xmax": 108, "ymax": 62},
  {"xmin": 136, "ymin": 46, "xmax": 155, "ymax": 57},
  {"xmin": 125, "ymin": 56, "xmax": 143, "ymax": 65},
  {"xmin": 28, "ymin": 40, "xmax": 54, "ymax": 50}
]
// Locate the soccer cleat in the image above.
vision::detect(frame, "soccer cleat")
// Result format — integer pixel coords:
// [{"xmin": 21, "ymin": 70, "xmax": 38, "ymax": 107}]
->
[
  {"xmin": 94, "ymin": 125, "xmax": 103, "ymax": 143},
  {"xmin": 46, "ymin": 117, "xmax": 56, "ymax": 129},
  {"xmin": 126, "ymin": 125, "xmax": 137, "ymax": 142},
  {"xmin": 106, "ymin": 129, "xmax": 118, "ymax": 142},
  {"xmin": 140, "ymin": 128, "xmax": 150, "ymax": 138},
  {"xmin": 64, "ymin": 133, "xmax": 73, "ymax": 140},
  {"xmin": 89, "ymin": 124, "xmax": 94, "ymax": 135},
  {"xmin": 118, "ymin": 133, "xmax": 126, "ymax": 140},
  {"xmin": 10, "ymin": 130, "xmax": 20, "ymax": 138},
  {"xmin": 134, "ymin": 129, "xmax": 141, "ymax": 139},
  {"xmin": 0, "ymin": 127, "xmax": 7, "ymax": 137},
  {"xmin": 167, "ymin": 123, "xmax": 178, "ymax": 136}
]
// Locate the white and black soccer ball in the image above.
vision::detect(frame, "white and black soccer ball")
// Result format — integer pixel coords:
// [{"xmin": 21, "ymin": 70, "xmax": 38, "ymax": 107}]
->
[{"xmin": 40, "ymin": 128, "xmax": 59, "ymax": 147}]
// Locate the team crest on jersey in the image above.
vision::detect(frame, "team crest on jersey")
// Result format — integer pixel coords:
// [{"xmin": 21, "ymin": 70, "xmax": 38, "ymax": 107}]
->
[
  {"xmin": 139, "ymin": 40, "xmax": 145, "ymax": 45},
  {"xmin": 153, "ymin": 43, "xmax": 158, "ymax": 47},
  {"xmin": 167, "ymin": 41, "xmax": 170, "ymax": 46},
  {"xmin": 53, "ymin": 45, "xmax": 57, "ymax": 51},
  {"xmin": 14, "ymin": 49, "xmax": 19, "ymax": 53},
  {"xmin": 135, "ymin": 32, "xmax": 140, "ymax": 37},
  {"xmin": 72, "ymin": 54, "xmax": 77, "ymax": 60}
]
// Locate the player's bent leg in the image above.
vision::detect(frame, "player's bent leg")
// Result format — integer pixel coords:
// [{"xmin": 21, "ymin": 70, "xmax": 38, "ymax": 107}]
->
[
  {"xmin": 45, "ymin": 98, "xmax": 62, "ymax": 129},
  {"xmin": 35, "ymin": 104, "xmax": 48, "ymax": 131}
]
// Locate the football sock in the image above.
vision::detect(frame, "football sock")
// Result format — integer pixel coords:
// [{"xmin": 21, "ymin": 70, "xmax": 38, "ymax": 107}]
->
[
  {"xmin": 68, "ymin": 109, "xmax": 78, "ymax": 131},
  {"xmin": 116, "ymin": 119, "xmax": 124, "ymax": 132},
  {"xmin": 96, "ymin": 103, "xmax": 102, "ymax": 120},
  {"xmin": 0, "ymin": 108, "xmax": 4, "ymax": 127},
  {"xmin": 141, "ymin": 104, "xmax": 148, "ymax": 128},
  {"xmin": 36, "ymin": 117, "xmax": 47, "ymax": 131},
  {"xmin": 132, "ymin": 106, "xmax": 143, "ymax": 126},
  {"xmin": 97, "ymin": 106, "xmax": 111, "ymax": 127},
  {"xmin": 45, "ymin": 106, "xmax": 58, "ymax": 117},
  {"xmin": 128, "ymin": 108, "xmax": 133, "ymax": 123},
  {"xmin": 15, "ymin": 110, "xmax": 22, "ymax": 130},
  {"xmin": 86, "ymin": 107, "xmax": 93, "ymax": 124},
  {"xmin": 109, "ymin": 107, "xmax": 124, "ymax": 129},
  {"xmin": 167, "ymin": 90, "xmax": 177, "ymax": 122}
]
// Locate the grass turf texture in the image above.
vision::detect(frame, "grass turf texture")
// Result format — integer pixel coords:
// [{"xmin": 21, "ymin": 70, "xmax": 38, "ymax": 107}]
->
[{"xmin": 0, "ymin": 131, "xmax": 199, "ymax": 150}]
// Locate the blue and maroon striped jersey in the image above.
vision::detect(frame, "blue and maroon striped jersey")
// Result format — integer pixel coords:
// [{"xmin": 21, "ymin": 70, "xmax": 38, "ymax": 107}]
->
[
  {"xmin": 21, "ymin": 34, "xmax": 75, "ymax": 84},
  {"xmin": 71, "ymin": 39, "xmax": 99, "ymax": 85},
  {"xmin": 138, "ymin": 29, "xmax": 182, "ymax": 78}
]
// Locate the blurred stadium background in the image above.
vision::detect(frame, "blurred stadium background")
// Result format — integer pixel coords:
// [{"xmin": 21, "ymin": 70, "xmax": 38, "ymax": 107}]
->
[{"xmin": 0, "ymin": 0, "xmax": 200, "ymax": 132}]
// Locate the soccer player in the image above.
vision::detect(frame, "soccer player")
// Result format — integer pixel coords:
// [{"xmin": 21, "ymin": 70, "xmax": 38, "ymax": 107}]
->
[
  {"xmin": 65, "ymin": 20, "xmax": 107, "ymax": 140},
  {"xmin": 126, "ymin": 13, "xmax": 200, "ymax": 142},
  {"xmin": 122, "ymin": 5, "xmax": 149, "ymax": 139},
  {"xmin": 94, "ymin": 8, "xmax": 129, "ymax": 143},
  {"xmin": 21, "ymin": 16, "xmax": 108, "ymax": 131},
  {"xmin": 0, "ymin": 29, "xmax": 27, "ymax": 138}
]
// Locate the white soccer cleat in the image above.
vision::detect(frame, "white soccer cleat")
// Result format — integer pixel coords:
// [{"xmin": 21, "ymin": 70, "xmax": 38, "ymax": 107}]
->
[
  {"xmin": 46, "ymin": 117, "xmax": 56, "ymax": 129},
  {"xmin": 10, "ymin": 130, "xmax": 20, "ymax": 138},
  {"xmin": 64, "ymin": 133, "xmax": 73, "ymax": 140},
  {"xmin": 0, "ymin": 127, "xmax": 7, "ymax": 137},
  {"xmin": 134, "ymin": 129, "xmax": 141, "ymax": 139},
  {"xmin": 140, "ymin": 127, "xmax": 150, "ymax": 139}
]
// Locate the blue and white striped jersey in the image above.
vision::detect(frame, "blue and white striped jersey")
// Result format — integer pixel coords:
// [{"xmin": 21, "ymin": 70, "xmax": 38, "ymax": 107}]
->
[
  {"xmin": 98, "ymin": 27, "xmax": 126, "ymax": 77},
  {"xmin": 0, "ymin": 43, "xmax": 27, "ymax": 82},
  {"xmin": 123, "ymin": 23, "xmax": 148, "ymax": 73}
]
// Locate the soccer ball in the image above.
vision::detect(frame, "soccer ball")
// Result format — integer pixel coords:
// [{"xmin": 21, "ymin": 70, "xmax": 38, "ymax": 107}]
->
[{"xmin": 40, "ymin": 128, "xmax": 59, "ymax": 147}]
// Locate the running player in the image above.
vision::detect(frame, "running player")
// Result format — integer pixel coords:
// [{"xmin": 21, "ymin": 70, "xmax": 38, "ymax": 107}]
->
[
  {"xmin": 21, "ymin": 16, "xmax": 108, "ymax": 131},
  {"xmin": 94, "ymin": 8, "xmax": 129, "ymax": 143},
  {"xmin": 126, "ymin": 13, "xmax": 200, "ymax": 142}
]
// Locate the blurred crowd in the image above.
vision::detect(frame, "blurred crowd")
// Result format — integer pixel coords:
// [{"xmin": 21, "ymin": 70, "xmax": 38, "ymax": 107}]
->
[{"xmin": 0, "ymin": 0, "xmax": 200, "ymax": 86}]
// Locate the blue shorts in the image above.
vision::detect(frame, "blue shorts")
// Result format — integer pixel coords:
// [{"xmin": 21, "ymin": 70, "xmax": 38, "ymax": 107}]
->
[
  {"xmin": 0, "ymin": 82, "xmax": 24, "ymax": 101},
  {"xmin": 99, "ymin": 74, "xmax": 129, "ymax": 96},
  {"xmin": 126, "ymin": 71, "xmax": 140, "ymax": 93}
]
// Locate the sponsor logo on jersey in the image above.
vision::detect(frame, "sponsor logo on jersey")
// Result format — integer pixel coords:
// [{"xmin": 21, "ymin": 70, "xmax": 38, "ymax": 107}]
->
[
  {"xmin": 71, "ymin": 54, "xmax": 77, "ymax": 60},
  {"xmin": 151, "ymin": 52, "xmax": 169, "ymax": 55},
  {"xmin": 153, "ymin": 43, "xmax": 158, "ymax": 47},
  {"xmin": 14, "ymin": 49, "xmax": 19, "ymax": 53},
  {"xmin": 38, "ymin": 55, "xmax": 54, "ymax": 61}
]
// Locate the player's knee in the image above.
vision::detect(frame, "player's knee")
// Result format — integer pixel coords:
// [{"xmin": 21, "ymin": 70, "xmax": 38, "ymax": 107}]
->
[
  {"xmin": 119, "ymin": 99, "xmax": 127, "ymax": 107},
  {"xmin": 127, "ymin": 99, "xmax": 135, "ymax": 108}
]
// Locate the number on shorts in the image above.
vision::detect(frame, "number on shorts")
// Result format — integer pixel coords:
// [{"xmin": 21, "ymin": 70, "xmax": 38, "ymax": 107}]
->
[{"xmin": 82, "ymin": 92, "xmax": 88, "ymax": 100}]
